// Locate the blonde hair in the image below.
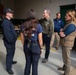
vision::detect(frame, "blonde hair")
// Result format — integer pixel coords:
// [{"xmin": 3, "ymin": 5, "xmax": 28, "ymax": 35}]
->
[{"xmin": 66, "ymin": 10, "xmax": 76, "ymax": 23}]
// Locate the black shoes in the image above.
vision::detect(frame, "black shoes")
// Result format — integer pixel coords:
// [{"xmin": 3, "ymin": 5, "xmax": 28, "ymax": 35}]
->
[
  {"xmin": 6, "ymin": 61, "xmax": 17, "ymax": 74},
  {"xmin": 12, "ymin": 61, "xmax": 17, "ymax": 64},
  {"xmin": 57, "ymin": 67, "xmax": 65, "ymax": 71},
  {"xmin": 42, "ymin": 59, "xmax": 48, "ymax": 63},
  {"xmin": 55, "ymin": 47, "xmax": 59, "ymax": 50},
  {"xmin": 6, "ymin": 69, "xmax": 14, "ymax": 74}
]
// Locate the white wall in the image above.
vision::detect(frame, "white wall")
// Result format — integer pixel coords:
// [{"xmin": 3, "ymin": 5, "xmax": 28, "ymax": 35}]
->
[
  {"xmin": 1, "ymin": 0, "xmax": 76, "ymax": 19},
  {"xmin": 14, "ymin": 0, "xmax": 76, "ymax": 19},
  {"xmin": 13, "ymin": 0, "xmax": 76, "ymax": 19},
  {"xmin": 50, "ymin": 0, "xmax": 76, "ymax": 19},
  {"xmin": 0, "ymin": 0, "xmax": 76, "ymax": 19}
]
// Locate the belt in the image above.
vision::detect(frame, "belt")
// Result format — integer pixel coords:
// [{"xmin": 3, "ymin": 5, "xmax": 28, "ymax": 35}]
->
[
  {"xmin": 30, "ymin": 40, "xmax": 37, "ymax": 42},
  {"xmin": 25, "ymin": 39, "xmax": 37, "ymax": 42}
]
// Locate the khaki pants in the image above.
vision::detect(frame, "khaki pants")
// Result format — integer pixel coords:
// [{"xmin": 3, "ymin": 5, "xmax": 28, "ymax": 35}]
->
[
  {"xmin": 62, "ymin": 46, "xmax": 72, "ymax": 75},
  {"xmin": 50, "ymin": 32, "xmax": 60, "ymax": 48}
]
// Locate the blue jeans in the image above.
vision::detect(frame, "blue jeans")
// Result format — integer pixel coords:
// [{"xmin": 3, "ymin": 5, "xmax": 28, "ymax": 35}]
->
[{"xmin": 24, "ymin": 51, "xmax": 40, "ymax": 75}]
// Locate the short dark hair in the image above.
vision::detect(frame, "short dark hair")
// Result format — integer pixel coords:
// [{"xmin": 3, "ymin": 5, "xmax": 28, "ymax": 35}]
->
[{"xmin": 56, "ymin": 12, "xmax": 60, "ymax": 16}]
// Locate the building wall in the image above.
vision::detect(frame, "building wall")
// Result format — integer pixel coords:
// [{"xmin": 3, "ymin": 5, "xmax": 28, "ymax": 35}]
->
[
  {"xmin": 1, "ymin": 0, "xmax": 14, "ymax": 16},
  {"xmin": 14, "ymin": 0, "xmax": 76, "ymax": 19},
  {"xmin": 1, "ymin": 0, "xmax": 14, "ymax": 10},
  {"xmin": 1, "ymin": 0, "xmax": 76, "ymax": 19}
]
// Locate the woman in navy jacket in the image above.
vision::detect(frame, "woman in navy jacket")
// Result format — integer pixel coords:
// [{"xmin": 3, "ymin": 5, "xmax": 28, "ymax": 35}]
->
[{"xmin": 20, "ymin": 17, "xmax": 43, "ymax": 75}]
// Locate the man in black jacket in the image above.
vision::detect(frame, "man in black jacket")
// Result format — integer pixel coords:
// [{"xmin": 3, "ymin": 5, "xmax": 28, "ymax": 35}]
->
[{"xmin": 1, "ymin": 8, "xmax": 17, "ymax": 74}]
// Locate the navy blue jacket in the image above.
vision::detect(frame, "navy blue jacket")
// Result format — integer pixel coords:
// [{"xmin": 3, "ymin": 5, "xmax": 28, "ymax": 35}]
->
[
  {"xmin": 54, "ymin": 18, "xmax": 64, "ymax": 32},
  {"xmin": 1, "ymin": 18, "xmax": 17, "ymax": 43},
  {"xmin": 64, "ymin": 24, "xmax": 76, "ymax": 36}
]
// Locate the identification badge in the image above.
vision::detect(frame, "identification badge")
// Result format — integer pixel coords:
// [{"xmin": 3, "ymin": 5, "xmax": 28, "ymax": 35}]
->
[{"xmin": 32, "ymin": 34, "xmax": 34, "ymax": 36}]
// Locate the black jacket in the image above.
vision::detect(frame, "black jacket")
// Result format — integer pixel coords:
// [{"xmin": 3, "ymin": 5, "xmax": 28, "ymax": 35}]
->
[{"xmin": 1, "ymin": 18, "xmax": 17, "ymax": 43}]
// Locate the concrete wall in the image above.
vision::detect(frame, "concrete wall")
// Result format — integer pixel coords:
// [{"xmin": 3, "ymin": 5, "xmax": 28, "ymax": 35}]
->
[
  {"xmin": 14, "ymin": 0, "xmax": 76, "ymax": 19},
  {"xmin": 1, "ymin": 0, "xmax": 76, "ymax": 19},
  {"xmin": 1, "ymin": 0, "xmax": 14, "ymax": 17},
  {"xmin": 1, "ymin": 0, "xmax": 14, "ymax": 10}
]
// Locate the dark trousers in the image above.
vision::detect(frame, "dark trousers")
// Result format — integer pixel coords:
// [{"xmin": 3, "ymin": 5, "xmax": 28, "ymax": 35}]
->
[
  {"xmin": 43, "ymin": 33, "xmax": 51, "ymax": 59},
  {"xmin": 24, "ymin": 51, "xmax": 40, "ymax": 75},
  {"xmin": 4, "ymin": 41, "xmax": 16, "ymax": 70}
]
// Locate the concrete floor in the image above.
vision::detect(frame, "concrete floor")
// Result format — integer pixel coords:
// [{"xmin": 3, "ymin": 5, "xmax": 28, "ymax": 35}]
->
[{"xmin": 0, "ymin": 34, "xmax": 76, "ymax": 75}]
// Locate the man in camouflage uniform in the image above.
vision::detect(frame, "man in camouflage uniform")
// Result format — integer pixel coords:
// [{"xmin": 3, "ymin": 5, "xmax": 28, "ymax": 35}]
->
[{"xmin": 41, "ymin": 9, "xmax": 54, "ymax": 63}]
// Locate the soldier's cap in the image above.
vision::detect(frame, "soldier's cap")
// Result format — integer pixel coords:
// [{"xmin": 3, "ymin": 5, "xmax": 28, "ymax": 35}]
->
[{"xmin": 3, "ymin": 8, "xmax": 14, "ymax": 14}]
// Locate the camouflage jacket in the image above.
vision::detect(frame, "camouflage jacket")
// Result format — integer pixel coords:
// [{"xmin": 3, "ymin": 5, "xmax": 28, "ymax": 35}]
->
[{"xmin": 41, "ymin": 18, "xmax": 54, "ymax": 37}]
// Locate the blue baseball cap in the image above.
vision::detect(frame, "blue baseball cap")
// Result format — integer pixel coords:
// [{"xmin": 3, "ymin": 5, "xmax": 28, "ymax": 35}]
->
[{"xmin": 3, "ymin": 8, "xmax": 14, "ymax": 14}]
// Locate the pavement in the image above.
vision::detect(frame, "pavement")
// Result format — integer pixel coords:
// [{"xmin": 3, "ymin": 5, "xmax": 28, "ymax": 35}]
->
[{"xmin": 0, "ymin": 34, "xmax": 76, "ymax": 75}]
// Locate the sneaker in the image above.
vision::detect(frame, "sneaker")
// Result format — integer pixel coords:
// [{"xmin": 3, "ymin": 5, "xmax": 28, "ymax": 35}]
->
[
  {"xmin": 6, "ymin": 69, "xmax": 14, "ymax": 74},
  {"xmin": 55, "ymin": 47, "xmax": 59, "ymax": 50},
  {"xmin": 42, "ymin": 59, "xmax": 48, "ymax": 63},
  {"xmin": 12, "ymin": 61, "xmax": 17, "ymax": 64}
]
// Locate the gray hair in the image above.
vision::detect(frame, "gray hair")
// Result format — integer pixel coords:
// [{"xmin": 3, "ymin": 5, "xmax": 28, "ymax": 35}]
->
[{"xmin": 44, "ymin": 9, "xmax": 51, "ymax": 15}]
